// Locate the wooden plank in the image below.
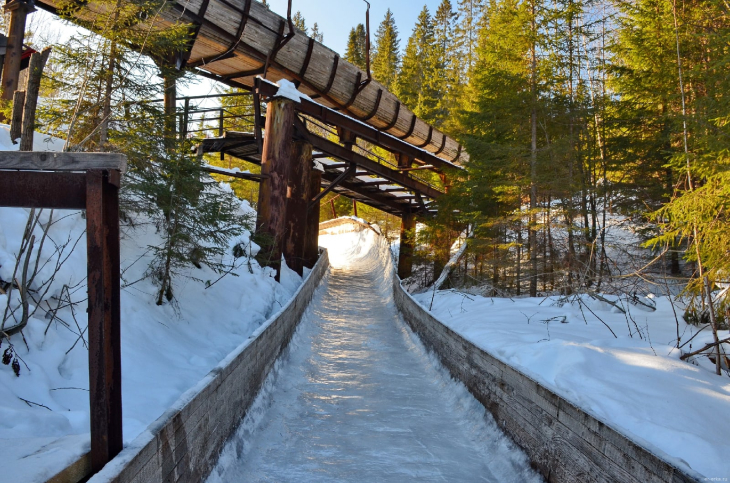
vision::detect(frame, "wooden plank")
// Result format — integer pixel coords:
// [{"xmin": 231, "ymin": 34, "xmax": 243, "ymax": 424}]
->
[
  {"xmin": 308, "ymin": 135, "xmax": 442, "ymax": 200},
  {"xmin": 0, "ymin": 171, "xmax": 86, "ymax": 209},
  {"xmin": 0, "ymin": 151, "xmax": 128, "ymax": 173}
]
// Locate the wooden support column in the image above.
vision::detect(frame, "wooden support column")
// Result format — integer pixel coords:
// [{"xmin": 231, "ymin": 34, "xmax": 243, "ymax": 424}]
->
[
  {"xmin": 398, "ymin": 212, "xmax": 415, "ymax": 279},
  {"xmin": 303, "ymin": 166, "xmax": 323, "ymax": 269},
  {"xmin": 283, "ymin": 140, "xmax": 312, "ymax": 276},
  {"xmin": 0, "ymin": 0, "xmax": 34, "ymax": 104},
  {"xmin": 257, "ymin": 97, "xmax": 295, "ymax": 280},
  {"xmin": 85, "ymin": 169, "xmax": 123, "ymax": 473}
]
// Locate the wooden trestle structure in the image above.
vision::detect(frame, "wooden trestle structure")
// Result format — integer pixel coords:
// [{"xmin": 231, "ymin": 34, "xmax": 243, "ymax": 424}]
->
[
  {"xmin": 35, "ymin": 0, "xmax": 467, "ymax": 166},
  {"xmin": 192, "ymin": 77, "xmax": 454, "ymax": 281},
  {"xmin": 31, "ymin": 0, "xmax": 468, "ymax": 281}
]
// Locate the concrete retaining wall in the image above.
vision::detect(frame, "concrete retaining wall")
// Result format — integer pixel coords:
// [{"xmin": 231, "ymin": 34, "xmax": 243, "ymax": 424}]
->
[
  {"xmin": 85, "ymin": 249, "xmax": 330, "ymax": 483},
  {"xmin": 393, "ymin": 277, "xmax": 703, "ymax": 483}
]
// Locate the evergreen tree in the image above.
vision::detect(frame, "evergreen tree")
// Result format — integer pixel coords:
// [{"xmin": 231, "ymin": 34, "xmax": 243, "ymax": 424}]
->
[
  {"xmin": 371, "ymin": 9, "xmax": 400, "ymax": 90},
  {"xmin": 454, "ymin": 0, "xmax": 484, "ymax": 84},
  {"xmin": 293, "ymin": 11, "xmax": 307, "ymax": 35},
  {"xmin": 311, "ymin": 22, "xmax": 324, "ymax": 43},
  {"xmin": 344, "ymin": 24, "xmax": 367, "ymax": 70},
  {"xmin": 42, "ymin": 0, "xmax": 249, "ymax": 305},
  {"xmin": 396, "ymin": 6, "xmax": 436, "ymax": 120}
]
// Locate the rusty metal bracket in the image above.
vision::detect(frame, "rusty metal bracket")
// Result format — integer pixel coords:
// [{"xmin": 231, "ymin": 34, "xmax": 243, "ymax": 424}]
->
[
  {"xmin": 201, "ymin": 0, "xmax": 251, "ymax": 68},
  {"xmin": 321, "ymin": 54, "xmax": 339, "ymax": 96},
  {"xmin": 295, "ymin": 37, "xmax": 316, "ymax": 86},
  {"xmin": 356, "ymin": 88, "xmax": 382, "ymax": 122},
  {"xmin": 262, "ymin": 0, "xmax": 296, "ymax": 79},
  {"xmin": 399, "ymin": 114, "xmax": 417, "ymax": 140},
  {"xmin": 416, "ymin": 126, "xmax": 433, "ymax": 148},
  {"xmin": 177, "ymin": 0, "xmax": 211, "ymax": 69},
  {"xmin": 451, "ymin": 144, "xmax": 463, "ymax": 163},
  {"xmin": 434, "ymin": 133, "xmax": 447, "ymax": 155},
  {"xmin": 380, "ymin": 101, "xmax": 400, "ymax": 132},
  {"xmin": 309, "ymin": 162, "xmax": 356, "ymax": 210}
]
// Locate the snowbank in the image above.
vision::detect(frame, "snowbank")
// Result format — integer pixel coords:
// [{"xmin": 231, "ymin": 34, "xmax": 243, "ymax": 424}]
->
[
  {"xmin": 1, "ymin": 196, "xmax": 303, "ymax": 482},
  {"xmin": 412, "ymin": 290, "xmax": 730, "ymax": 478}
]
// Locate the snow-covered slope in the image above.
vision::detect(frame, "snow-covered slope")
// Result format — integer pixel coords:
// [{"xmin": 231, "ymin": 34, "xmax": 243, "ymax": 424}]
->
[
  {"xmin": 1, "ymin": 199, "xmax": 302, "ymax": 482},
  {"xmin": 413, "ymin": 289, "xmax": 730, "ymax": 478}
]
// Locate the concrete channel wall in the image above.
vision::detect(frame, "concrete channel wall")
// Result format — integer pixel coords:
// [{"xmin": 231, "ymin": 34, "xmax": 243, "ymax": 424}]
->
[
  {"xmin": 393, "ymin": 276, "xmax": 703, "ymax": 483},
  {"xmin": 81, "ymin": 249, "xmax": 330, "ymax": 483}
]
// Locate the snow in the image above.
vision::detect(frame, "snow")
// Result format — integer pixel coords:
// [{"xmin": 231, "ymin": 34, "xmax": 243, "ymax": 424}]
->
[
  {"xmin": 0, "ymin": 124, "xmax": 64, "ymax": 151},
  {"xmin": 207, "ymin": 229, "xmax": 542, "ymax": 482},
  {"xmin": 272, "ymin": 79, "xmax": 311, "ymax": 103},
  {"xmin": 205, "ymin": 164, "xmax": 249, "ymax": 175},
  {"xmin": 1, "ymin": 190, "xmax": 303, "ymax": 481},
  {"xmin": 412, "ymin": 289, "xmax": 730, "ymax": 478}
]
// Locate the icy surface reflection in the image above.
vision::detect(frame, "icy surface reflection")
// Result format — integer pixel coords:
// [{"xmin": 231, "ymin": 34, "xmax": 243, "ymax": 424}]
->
[{"xmin": 207, "ymin": 230, "xmax": 543, "ymax": 483}]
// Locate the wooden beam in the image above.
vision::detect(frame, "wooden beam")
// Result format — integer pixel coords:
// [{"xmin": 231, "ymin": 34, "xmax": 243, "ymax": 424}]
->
[
  {"xmin": 307, "ymin": 135, "xmax": 442, "ymax": 200},
  {"xmin": 0, "ymin": 171, "xmax": 87, "ymax": 209},
  {"xmin": 398, "ymin": 213, "xmax": 415, "ymax": 279},
  {"xmin": 85, "ymin": 169, "xmax": 123, "ymax": 473},
  {"xmin": 202, "ymin": 165, "xmax": 268, "ymax": 182},
  {"xmin": 283, "ymin": 141, "xmax": 311, "ymax": 276},
  {"xmin": 256, "ymin": 97, "xmax": 295, "ymax": 281},
  {"xmin": 0, "ymin": 152, "xmax": 128, "ymax": 173},
  {"xmin": 303, "ymin": 167, "xmax": 322, "ymax": 269},
  {"xmin": 256, "ymin": 79, "xmax": 462, "ymax": 172},
  {"xmin": 321, "ymin": 171, "xmax": 410, "ymax": 215},
  {"xmin": 309, "ymin": 162, "xmax": 355, "ymax": 208}
]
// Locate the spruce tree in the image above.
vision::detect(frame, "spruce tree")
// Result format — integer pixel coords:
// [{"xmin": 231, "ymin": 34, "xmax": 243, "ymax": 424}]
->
[
  {"xmin": 371, "ymin": 9, "xmax": 400, "ymax": 90},
  {"xmin": 42, "ymin": 0, "xmax": 250, "ymax": 305},
  {"xmin": 311, "ymin": 22, "xmax": 324, "ymax": 43},
  {"xmin": 344, "ymin": 24, "xmax": 367, "ymax": 70},
  {"xmin": 454, "ymin": 0, "xmax": 484, "ymax": 84},
  {"xmin": 396, "ymin": 6, "xmax": 435, "ymax": 118},
  {"xmin": 293, "ymin": 11, "xmax": 307, "ymax": 34}
]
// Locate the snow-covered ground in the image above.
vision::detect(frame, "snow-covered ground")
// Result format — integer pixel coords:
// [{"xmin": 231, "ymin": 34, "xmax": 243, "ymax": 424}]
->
[
  {"xmin": 1, "ymin": 190, "xmax": 303, "ymax": 479},
  {"xmin": 207, "ymin": 229, "xmax": 542, "ymax": 482},
  {"xmin": 413, "ymin": 288, "xmax": 730, "ymax": 479}
]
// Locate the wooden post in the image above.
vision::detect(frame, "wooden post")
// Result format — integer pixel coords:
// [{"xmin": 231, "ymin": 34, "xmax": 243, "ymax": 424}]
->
[
  {"xmin": 0, "ymin": 0, "xmax": 34, "ymax": 105},
  {"xmin": 398, "ymin": 212, "xmax": 415, "ymax": 279},
  {"xmin": 19, "ymin": 47, "xmax": 51, "ymax": 151},
  {"xmin": 9, "ymin": 89, "xmax": 23, "ymax": 142},
  {"xmin": 283, "ymin": 140, "xmax": 312, "ymax": 276},
  {"xmin": 303, "ymin": 167, "xmax": 322, "ymax": 269},
  {"xmin": 85, "ymin": 169, "xmax": 123, "ymax": 473},
  {"xmin": 352, "ymin": 199, "xmax": 358, "ymax": 218},
  {"xmin": 257, "ymin": 97, "xmax": 295, "ymax": 281}
]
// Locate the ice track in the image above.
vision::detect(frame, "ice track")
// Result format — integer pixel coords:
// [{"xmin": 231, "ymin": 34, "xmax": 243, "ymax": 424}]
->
[{"xmin": 207, "ymin": 230, "xmax": 543, "ymax": 483}]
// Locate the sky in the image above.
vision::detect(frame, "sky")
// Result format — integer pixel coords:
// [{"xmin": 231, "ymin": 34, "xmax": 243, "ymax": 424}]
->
[{"xmin": 265, "ymin": 0, "xmax": 444, "ymax": 56}]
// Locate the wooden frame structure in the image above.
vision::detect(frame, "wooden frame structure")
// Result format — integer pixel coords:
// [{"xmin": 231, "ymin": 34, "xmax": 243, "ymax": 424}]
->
[
  {"xmin": 34, "ymin": 0, "xmax": 468, "ymax": 166},
  {"xmin": 0, "ymin": 152, "xmax": 127, "ymax": 473}
]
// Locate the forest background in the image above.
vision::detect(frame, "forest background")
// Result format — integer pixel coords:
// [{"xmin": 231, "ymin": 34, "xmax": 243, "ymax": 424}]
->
[{"xmin": 17, "ymin": 0, "xmax": 730, "ymax": 356}]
